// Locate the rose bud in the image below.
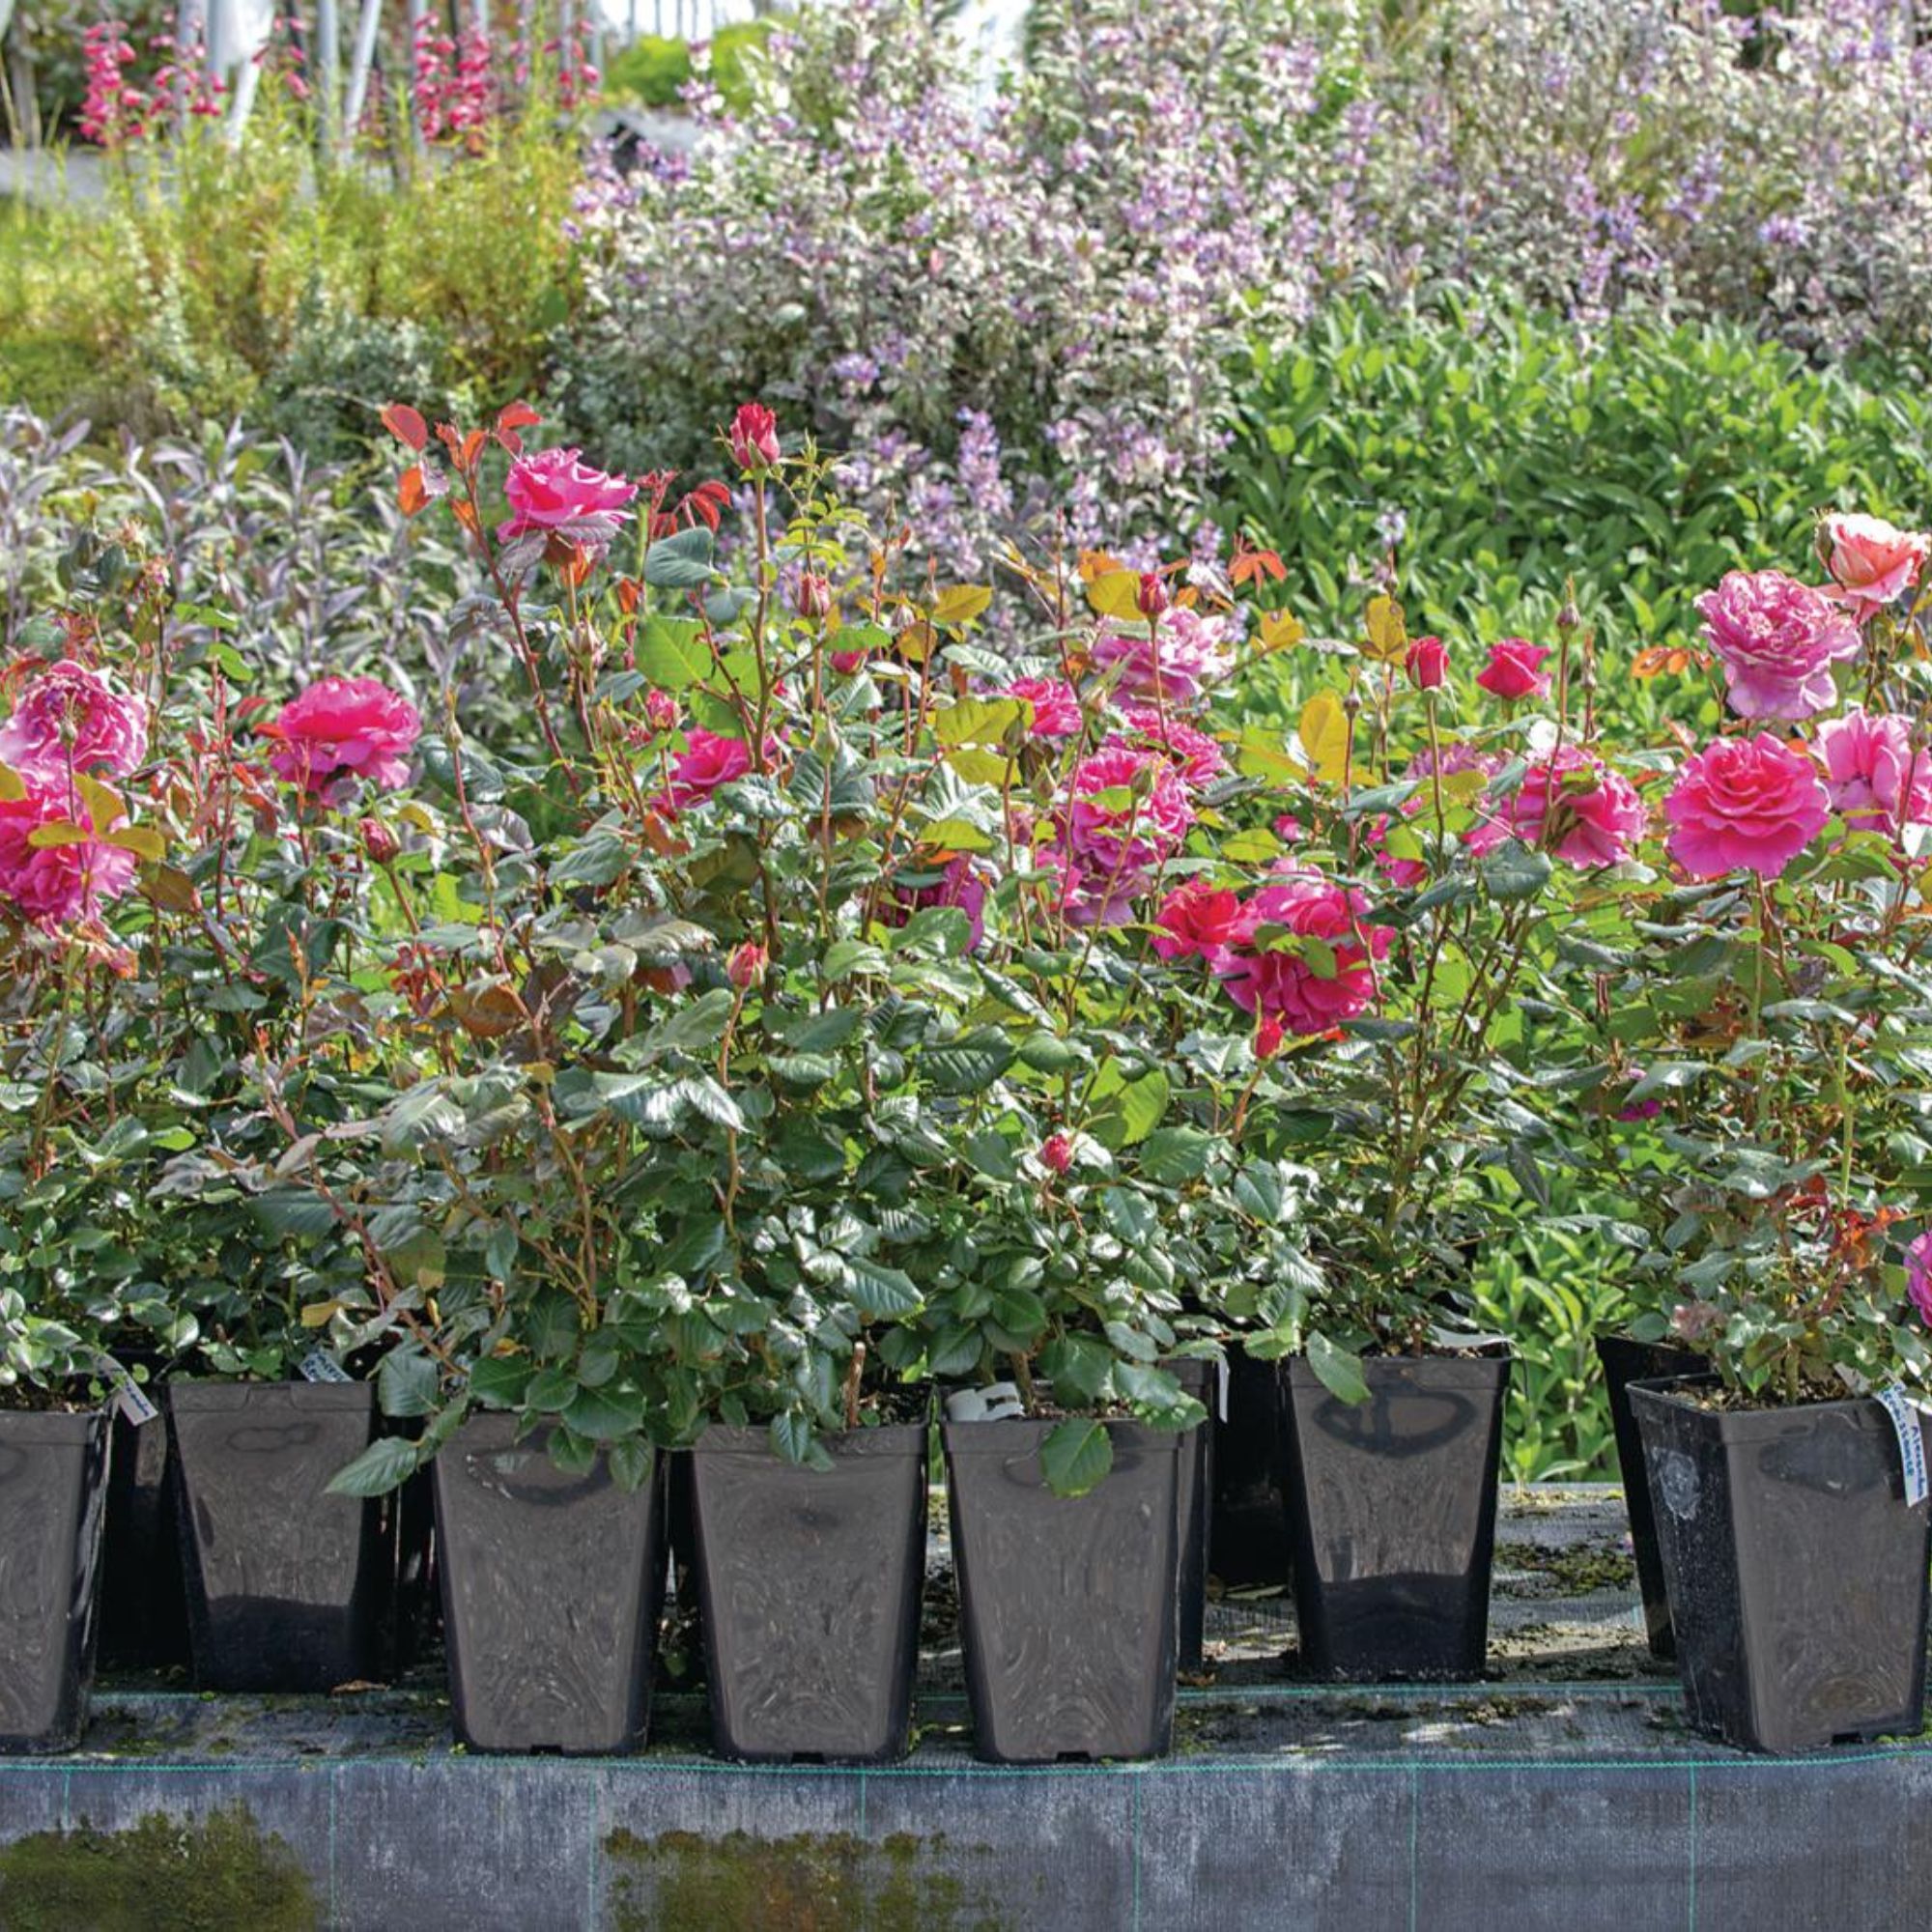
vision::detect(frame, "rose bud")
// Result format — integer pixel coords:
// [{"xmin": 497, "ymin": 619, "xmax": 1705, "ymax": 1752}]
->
[
  {"xmin": 794, "ymin": 571, "xmax": 834, "ymax": 621},
  {"xmin": 358, "ymin": 816, "xmax": 400, "ymax": 866},
  {"xmin": 1039, "ymin": 1132, "xmax": 1074, "ymax": 1176},
  {"xmin": 727, "ymin": 402, "xmax": 781, "ymax": 473},
  {"xmin": 726, "ymin": 940, "xmax": 768, "ymax": 989},
  {"xmin": 1256, "ymin": 1013, "xmax": 1286, "ymax": 1061},
  {"xmin": 643, "ymin": 689, "xmax": 678, "ymax": 734},
  {"xmin": 1136, "ymin": 571, "xmax": 1172, "ymax": 619},
  {"xmin": 1405, "ymin": 635, "xmax": 1448, "ymax": 691}
]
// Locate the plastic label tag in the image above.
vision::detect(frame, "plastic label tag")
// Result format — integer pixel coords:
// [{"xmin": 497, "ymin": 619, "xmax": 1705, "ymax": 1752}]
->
[
  {"xmin": 98, "ymin": 1355, "xmax": 158, "ymax": 1427},
  {"xmin": 1216, "ymin": 1356, "xmax": 1230, "ymax": 1425},
  {"xmin": 298, "ymin": 1347, "xmax": 355, "ymax": 1385},
  {"xmin": 1877, "ymin": 1387, "xmax": 1929, "ymax": 1507}
]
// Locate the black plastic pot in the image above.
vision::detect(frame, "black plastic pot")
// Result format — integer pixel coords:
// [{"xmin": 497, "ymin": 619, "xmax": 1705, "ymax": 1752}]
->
[
  {"xmin": 0, "ymin": 1409, "xmax": 111, "ymax": 1752},
  {"xmin": 690, "ymin": 1414, "xmax": 927, "ymax": 1762},
  {"xmin": 1210, "ymin": 1347, "xmax": 1292, "ymax": 1586},
  {"xmin": 1169, "ymin": 1360, "xmax": 1215, "ymax": 1670},
  {"xmin": 96, "ymin": 1387, "xmax": 191, "ymax": 1673},
  {"xmin": 1630, "ymin": 1378, "xmax": 1932, "ymax": 1753},
  {"xmin": 434, "ymin": 1415, "xmax": 665, "ymax": 1754},
  {"xmin": 1596, "ymin": 1333, "xmax": 1703, "ymax": 1660},
  {"xmin": 943, "ymin": 1415, "xmax": 1184, "ymax": 1763},
  {"xmin": 1279, "ymin": 1352, "xmax": 1511, "ymax": 1681},
  {"xmin": 167, "ymin": 1380, "xmax": 390, "ymax": 1692}
]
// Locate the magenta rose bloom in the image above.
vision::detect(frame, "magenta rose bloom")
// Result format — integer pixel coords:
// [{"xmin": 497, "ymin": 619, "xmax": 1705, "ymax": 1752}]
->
[
  {"xmin": 266, "ymin": 677, "xmax": 421, "ymax": 801},
  {"xmin": 1664, "ymin": 733, "xmax": 1830, "ymax": 879},
  {"xmin": 0, "ymin": 772, "xmax": 138, "ymax": 926},
  {"xmin": 895, "ymin": 853, "xmax": 989, "ymax": 952},
  {"xmin": 0, "ymin": 660, "xmax": 149, "ymax": 781},
  {"xmin": 1907, "ymin": 1232, "xmax": 1932, "ymax": 1327},
  {"xmin": 1001, "ymin": 677, "xmax": 1083, "ymax": 738},
  {"xmin": 1052, "ymin": 743, "xmax": 1196, "ymax": 923},
  {"xmin": 497, "ymin": 446, "xmax": 638, "ymax": 550},
  {"xmin": 1822, "ymin": 513, "xmax": 1928, "ymax": 621},
  {"xmin": 1406, "ymin": 635, "xmax": 1449, "ymax": 691},
  {"xmin": 1213, "ymin": 871, "xmax": 1391, "ymax": 1036},
  {"xmin": 1091, "ymin": 607, "xmax": 1234, "ymax": 708},
  {"xmin": 1695, "ymin": 570, "xmax": 1861, "ymax": 721},
  {"xmin": 1117, "ymin": 707, "xmax": 1227, "ymax": 787},
  {"xmin": 1813, "ymin": 709, "xmax": 1932, "ymax": 838},
  {"xmin": 1474, "ymin": 638, "xmax": 1550, "ymax": 700},
  {"xmin": 1470, "ymin": 747, "xmax": 1646, "ymax": 867},
  {"xmin": 660, "ymin": 728, "xmax": 753, "ymax": 813},
  {"xmin": 727, "ymin": 402, "xmax": 781, "ymax": 472},
  {"xmin": 1151, "ymin": 878, "xmax": 1245, "ymax": 961}
]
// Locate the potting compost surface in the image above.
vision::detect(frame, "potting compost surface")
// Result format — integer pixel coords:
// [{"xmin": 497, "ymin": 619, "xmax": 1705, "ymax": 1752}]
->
[{"xmin": 8, "ymin": 1485, "xmax": 1928, "ymax": 1931}]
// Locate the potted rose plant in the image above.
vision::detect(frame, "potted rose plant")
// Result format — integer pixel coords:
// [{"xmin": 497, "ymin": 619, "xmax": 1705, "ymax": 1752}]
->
[{"xmin": 1610, "ymin": 517, "xmax": 1932, "ymax": 1750}]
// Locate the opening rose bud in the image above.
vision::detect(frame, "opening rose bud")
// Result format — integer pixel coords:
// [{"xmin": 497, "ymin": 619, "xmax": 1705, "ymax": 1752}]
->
[
  {"xmin": 726, "ymin": 940, "xmax": 768, "ymax": 989},
  {"xmin": 1135, "ymin": 571, "xmax": 1172, "ymax": 619},
  {"xmin": 1473, "ymin": 637, "xmax": 1550, "ymax": 700},
  {"xmin": 643, "ymin": 689, "xmax": 679, "ymax": 734},
  {"xmin": 1405, "ymin": 635, "xmax": 1448, "ymax": 691},
  {"xmin": 1039, "ymin": 1132, "xmax": 1075, "ymax": 1176},
  {"xmin": 794, "ymin": 571, "xmax": 834, "ymax": 621},
  {"xmin": 1256, "ymin": 1013, "xmax": 1286, "ymax": 1060},
  {"xmin": 358, "ymin": 817, "xmax": 400, "ymax": 866},
  {"xmin": 727, "ymin": 403, "xmax": 781, "ymax": 473}
]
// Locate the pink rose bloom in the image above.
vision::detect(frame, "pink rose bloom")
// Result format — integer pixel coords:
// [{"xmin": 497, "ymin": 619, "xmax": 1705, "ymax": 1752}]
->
[
  {"xmin": 265, "ymin": 677, "xmax": 420, "ymax": 800},
  {"xmin": 0, "ymin": 660, "xmax": 149, "ymax": 781},
  {"xmin": 1091, "ymin": 606, "xmax": 1234, "ymax": 708},
  {"xmin": 1813, "ymin": 709, "xmax": 1932, "ymax": 838},
  {"xmin": 1117, "ymin": 707, "xmax": 1227, "ymax": 787},
  {"xmin": 895, "ymin": 853, "xmax": 989, "ymax": 952},
  {"xmin": 1474, "ymin": 638, "xmax": 1551, "ymax": 700},
  {"xmin": 1906, "ymin": 1232, "xmax": 1932, "ymax": 1327},
  {"xmin": 0, "ymin": 772, "xmax": 138, "ymax": 926},
  {"xmin": 1664, "ymin": 732, "xmax": 1831, "ymax": 879},
  {"xmin": 1273, "ymin": 812, "xmax": 1304, "ymax": 842},
  {"xmin": 728, "ymin": 402, "xmax": 781, "ymax": 471},
  {"xmin": 1368, "ymin": 812, "xmax": 1430, "ymax": 889},
  {"xmin": 660, "ymin": 728, "xmax": 753, "ymax": 813},
  {"xmin": 1001, "ymin": 677, "xmax": 1083, "ymax": 738},
  {"xmin": 1052, "ymin": 744, "xmax": 1196, "ymax": 923},
  {"xmin": 1375, "ymin": 742, "xmax": 1498, "ymax": 880},
  {"xmin": 1406, "ymin": 635, "xmax": 1449, "ymax": 691},
  {"xmin": 497, "ymin": 447, "xmax": 638, "ymax": 549},
  {"xmin": 1695, "ymin": 570, "xmax": 1861, "ymax": 721},
  {"xmin": 1472, "ymin": 747, "xmax": 1646, "ymax": 868},
  {"xmin": 1151, "ymin": 878, "xmax": 1244, "ymax": 961},
  {"xmin": 1822, "ymin": 513, "xmax": 1928, "ymax": 621},
  {"xmin": 1213, "ymin": 871, "xmax": 1392, "ymax": 1036}
]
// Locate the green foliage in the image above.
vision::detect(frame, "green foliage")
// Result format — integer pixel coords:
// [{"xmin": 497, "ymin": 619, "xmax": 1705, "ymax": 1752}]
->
[
  {"xmin": 602, "ymin": 21, "xmax": 777, "ymax": 114},
  {"xmin": 1224, "ymin": 295, "xmax": 1932, "ymax": 720}
]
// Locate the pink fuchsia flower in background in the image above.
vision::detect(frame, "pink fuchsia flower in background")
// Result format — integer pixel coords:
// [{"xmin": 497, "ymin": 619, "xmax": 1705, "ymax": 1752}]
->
[
  {"xmin": 1695, "ymin": 569, "xmax": 1861, "ymax": 721},
  {"xmin": 1663, "ymin": 732, "xmax": 1830, "ymax": 880},
  {"xmin": 1821, "ymin": 513, "xmax": 1928, "ymax": 621},
  {"xmin": 1471, "ymin": 747, "xmax": 1647, "ymax": 867},
  {"xmin": 1091, "ymin": 606, "xmax": 1235, "ymax": 708},
  {"xmin": 1213, "ymin": 871, "xmax": 1392, "ymax": 1037},
  {"xmin": 497, "ymin": 447, "xmax": 638, "ymax": 550},
  {"xmin": 1117, "ymin": 707, "xmax": 1228, "ymax": 787},
  {"xmin": 0, "ymin": 773, "xmax": 138, "ymax": 926},
  {"xmin": 727, "ymin": 402, "xmax": 781, "ymax": 472},
  {"xmin": 1812, "ymin": 709, "xmax": 1932, "ymax": 838},
  {"xmin": 1151, "ymin": 878, "xmax": 1244, "ymax": 962},
  {"xmin": 1474, "ymin": 637, "xmax": 1550, "ymax": 700},
  {"xmin": 660, "ymin": 729, "xmax": 753, "ymax": 813},
  {"xmin": 0, "ymin": 660, "xmax": 149, "ymax": 781},
  {"xmin": 1052, "ymin": 743, "xmax": 1196, "ymax": 923},
  {"xmin": 264, "ymin": 677, "xmax": 421, "ymax": 801},
  {"xmin": 1907, "ymin": 1232, "xmax": 1932, "ymax": 1327},
  {"xmin": 1000, "ymin": 677, "xmax": 1083, "ymax": 738}
]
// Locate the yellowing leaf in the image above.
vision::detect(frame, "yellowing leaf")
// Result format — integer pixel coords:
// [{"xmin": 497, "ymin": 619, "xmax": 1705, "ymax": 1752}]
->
[
  {"xmin": 944, "ymin": 748, "xmax": 1016, "ymax": 785},
  {"xmin": 76, "ymin": 773, "xmax": 127, "ymax": 830},
  {"xmin": 920, "ymin": 817, "xmax": 998, "ymax": 853},
  {"xmin": 1439, "ymin": 769, "xmax": 1490, "ymax": 804},
  {"xmin": 1234, "ymin": 730, "xmax": 1305, "ymax": 783},
  {"xmin": 1297, "ymin": 692, "xmax": 1351, "ymax": 786},
  {"xmin": 0, "ymin": 765, "xmax": 24, "ymax": 803},
  {"xmin": 25, "ymin": 822, "xmax": 94, "ymax": 849},
  {"xmin": 299, "ymin": 1299, "xmax": 343, "ymax": 1329},
  {"xmin": 1362, "ymin": 595, "xmax": 1407, "ymax": 664},
  {"xmin": 1087, "ymin": 570, "xmax": 1145, "ymax": 620},
  {"xmin": 103, "ymin": 826, "xmax": 166, "ymax": 861},
  {"xmin": 935, "ymin": 697, "xmax": 1027, "ymax": 747},
  {"xmin": 1258, "ymin": 610, "xmax": 1306, "ymax": 654},
  {"xmin": 931, "ymin": 583, "xmax": 993, "ymax": 629}
]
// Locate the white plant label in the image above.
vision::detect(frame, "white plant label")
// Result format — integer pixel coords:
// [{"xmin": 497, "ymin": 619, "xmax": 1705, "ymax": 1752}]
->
[
  {"xmin": 1877, "ymin": 1386, "xmax": 1929, "ymax": 1508},
  {"xmin": 298, "ymin": 1347, "xmax": 355, "ymax": 1385},
  {"xmin": 98, "ymin": 1355, "xmax": 159, "ymax": 1427}
]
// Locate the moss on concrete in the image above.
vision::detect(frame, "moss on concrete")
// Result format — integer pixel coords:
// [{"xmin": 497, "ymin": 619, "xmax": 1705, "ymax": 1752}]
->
[
  {"xmin": 604, "ymin": 1827, "xmax": 1004, "ymax": 1932},
  {"xmin": 0, "ymin": 1804, "xmax": 319, "ymax": 1931}
]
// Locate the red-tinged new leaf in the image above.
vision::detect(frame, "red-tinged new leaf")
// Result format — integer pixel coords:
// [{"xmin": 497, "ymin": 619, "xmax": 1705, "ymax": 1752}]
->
[
  {"xmin": 459, "ymin": 429, "xmax": 487, "ymax": 470},
  {"xmin": 494, "ymin": 401, "xmax": 541, "ymax": 455},
  {"xmin": 398, "ymin": 466, "xmax": 430, "ymax": 517},
  {"xmin": 380, "ymin": 403, "xmax": 428, "ymax": 451},
  {"xmin": 1231, "ymin": 545, "xmax": 1287, "ymax": 587}
]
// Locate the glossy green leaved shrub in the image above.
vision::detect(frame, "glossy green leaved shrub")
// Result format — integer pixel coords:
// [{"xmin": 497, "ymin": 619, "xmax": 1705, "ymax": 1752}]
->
[
  {"xmin": 601, "ymin": 20, "xmax": 777, "ymax": 114},
  {"xmin": 1223, "ymin": 295, "xmax": 1932, "ymax": 723}
]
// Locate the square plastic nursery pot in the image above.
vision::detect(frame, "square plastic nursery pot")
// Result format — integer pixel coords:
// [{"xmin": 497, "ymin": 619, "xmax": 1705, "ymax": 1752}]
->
[
  {"xmin": 96, "ymin": 1378, "xmax": 192, "ymax": 1673},
  {"xmin": 1210, "ymin": 1345, "xmax": 1293, "ymax": 1587},
  {"xmin": 690, "ymin": 1411, "xmax": 928, "ymax": 1762},
  {"xmin": 166, "ymin": 1380, "xmax": 391, "ymax": 1693},
  {"xmin": 942, "ymin": 1414, "xmax": 1184, "ymax": 1764},
  {"xmin": 1630, "ymin": 1378, "xmax": 1932, "ymax": 1754},
  {"xmin": 0, "ymin": 1408, "xmax": 111, "ymax": 1753},
  {"xmin": 434, "ymin": 1414, "xmax": 665, "ymax": 1755},
  {"xmin": 1168, "ymin": 1359, "xmax": 1216, "ymax": 1671},
  {"xmin": 1595, "ymin": 1333, "xmax": 1703, "ymax": 1660},
  {"xmin": 1279, "ymin": 1351, "xmax": 1511, "ymax": 1681}
]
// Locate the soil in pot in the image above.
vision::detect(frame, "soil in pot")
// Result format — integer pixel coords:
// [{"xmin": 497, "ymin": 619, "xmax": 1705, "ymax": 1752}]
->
[
  {"xmin": 691, "ymin": 1408, "xmax": 927, "ymax": 1762},
  {"xmin": 1595, "ymin": 1333, "xmax": 1703, "ymax": 1660},
  {"xmin": 943, "ymin": 1413, "xmax": 1184, "ymax": 1764},
  {"xmin": 1630, "ymin": 1378, "xmax": 1932, "ymax": 1753},
  {"xmin": 0, "ymin": 1408, "xmax": 111, "ymax": 1752},
  {"xmin": 434, "ymin": 1414, "xmax": 665, "ymax": 1754},
  {"xmin": 166, "ymin": 1380, "xmax": 391, "ymax": 1693},
  {"xmin": 1279, "ymin": 1351, "xmax": 1510, "ymax": 1681}
]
